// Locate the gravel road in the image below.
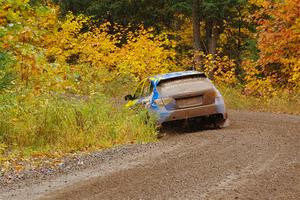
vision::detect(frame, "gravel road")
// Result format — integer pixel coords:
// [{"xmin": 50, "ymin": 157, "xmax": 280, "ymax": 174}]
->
[{"xmin": 1, "ymin": 110, "xmax": 300, "ymax": 200}]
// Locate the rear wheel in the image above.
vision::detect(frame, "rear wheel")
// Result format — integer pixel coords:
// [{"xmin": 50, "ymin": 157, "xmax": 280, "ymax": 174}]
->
[
  {"xmin": 206, "ymin": 114, "xmax": 229, "ymax": 129},
  {"xmin": 213, "ymin": 117, "xmax": 229, "ymax": 129}
]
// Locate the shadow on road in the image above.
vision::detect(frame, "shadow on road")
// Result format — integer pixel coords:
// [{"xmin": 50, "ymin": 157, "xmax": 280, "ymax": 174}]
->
[{"xmin": 159, "ymin": 120, "xmax": 218, "ymax": 138}]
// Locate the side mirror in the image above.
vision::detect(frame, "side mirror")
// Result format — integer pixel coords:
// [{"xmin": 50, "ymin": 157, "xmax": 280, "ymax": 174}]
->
[{"xmin": 124, "ymin": 94, "xmax": 135, "ymax": 101}]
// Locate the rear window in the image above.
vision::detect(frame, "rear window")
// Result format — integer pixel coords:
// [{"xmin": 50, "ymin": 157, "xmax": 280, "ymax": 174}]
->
[
  {"xmin": 158, "ymin": 74, "xmax": 207, "ymax": 88},
  {"xmin": 159, "ymin": 77, "xmax": 203, "ymax": 88},
  {"xmin": 157, "ymin": 75, "xmax": 211, "ymax": 97}
]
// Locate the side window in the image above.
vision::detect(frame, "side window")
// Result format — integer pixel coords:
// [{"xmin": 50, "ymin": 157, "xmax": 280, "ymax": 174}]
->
[
  {"xmin": 149, "ymin": 83, "xmax": 154, "ymax": 95},
  {"xmin": 142, "ymin": 81, "xmax": 151, "ymax": 97},
  {"xmin": 134, "ymin": 79, "xmax": 152, "ymax": 98},
  {"xmin": 134, "ymin": 81, "xmax": 144, "ymax": 98}
]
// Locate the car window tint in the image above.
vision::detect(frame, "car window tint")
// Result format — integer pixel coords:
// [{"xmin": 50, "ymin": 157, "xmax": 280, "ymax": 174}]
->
[
  {"xmin": 158, "ymin": 77, "xmax": 204, "ymax": 88},
  {"xmin": 157, "ymin": 77, "xmax": 211, "ymax": 97},
  {"xmin": 134, "ymin": 82, "xmax": 144, "ymax": 98},
  {"xmin": 134, "ymin": 79, "xmax": 151, "ymax": 98},
  {"xmin": 142, "ymin": 80, "xmax": 151, "ymax": 96}
]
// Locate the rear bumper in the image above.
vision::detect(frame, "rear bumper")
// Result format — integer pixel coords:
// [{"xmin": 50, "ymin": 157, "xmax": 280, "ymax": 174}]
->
[
  {"xmin": 156, "ymin": 101, "xmax": 227, "ymax": 125},
  {"xmin": 150, "ymin": 95, "xmax": 227, "ymax": 125},
  {"xmin": 165, "ymin": 103, "xmax": 221, "ymax": 121}
]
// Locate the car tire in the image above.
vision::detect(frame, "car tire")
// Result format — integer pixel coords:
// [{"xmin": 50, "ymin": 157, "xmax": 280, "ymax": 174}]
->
[{"xmin": 215, "ymin": 118, "xmax": 230, "ymax": 129}]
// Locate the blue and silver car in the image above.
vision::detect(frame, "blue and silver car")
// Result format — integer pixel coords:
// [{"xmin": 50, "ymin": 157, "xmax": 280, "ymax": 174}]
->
[{"xmin": 125, "ymin": 71, "xmax": 228, "ymax": 128}]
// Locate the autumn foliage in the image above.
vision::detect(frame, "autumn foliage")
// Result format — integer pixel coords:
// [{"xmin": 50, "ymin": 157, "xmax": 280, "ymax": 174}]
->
[
  {"xmin": 0, "ymin": 2, "xmax": 178, "ymax": 95},
  {"xmin": 242, "ymin": 0, "xmax": 300, "ymax": 96}
]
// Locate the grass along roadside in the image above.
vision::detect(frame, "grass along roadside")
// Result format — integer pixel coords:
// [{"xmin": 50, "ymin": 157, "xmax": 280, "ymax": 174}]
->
[
  {"xmin": 219, "ymin": 85, "xmax": 300, "ymax": 115},
  {"xmin": 0, "ymin": 92, "xmax": 157, "ymax": 174}
]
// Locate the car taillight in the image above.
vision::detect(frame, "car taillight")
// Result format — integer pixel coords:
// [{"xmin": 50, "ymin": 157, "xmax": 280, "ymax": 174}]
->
[{"xmin": 207, "ymin": 90, "xmax": 217, "ymax": 99}]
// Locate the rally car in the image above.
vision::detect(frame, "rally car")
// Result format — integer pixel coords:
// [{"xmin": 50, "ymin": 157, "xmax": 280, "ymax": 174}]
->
[{"xmin": 125, "ymin": 71, "xmax": 229, "ymax": 128}]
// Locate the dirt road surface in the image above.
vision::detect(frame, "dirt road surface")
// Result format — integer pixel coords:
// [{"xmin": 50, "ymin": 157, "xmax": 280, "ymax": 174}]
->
[{"xmin": 1, "ymin": 110, "xmax": 300, "ymax": 200}]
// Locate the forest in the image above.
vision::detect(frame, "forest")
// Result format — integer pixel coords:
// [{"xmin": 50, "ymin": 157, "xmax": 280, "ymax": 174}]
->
[{"xmin": 0, "ymin": 0, "xmax": 299, "ymax": 171}]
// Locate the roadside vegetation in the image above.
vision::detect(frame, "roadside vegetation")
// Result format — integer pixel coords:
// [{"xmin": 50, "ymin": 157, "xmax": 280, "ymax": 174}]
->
[
  {"xmin": 0, "ymin": 93, "xmax": 156, "ymax": 153},
  {"xmin": 220, "ymin": 86, "xmax": 300, "ymax": 115},
  {"xmin": 0, "ymin": 0, "xmax": 299, "ymax": 172}
]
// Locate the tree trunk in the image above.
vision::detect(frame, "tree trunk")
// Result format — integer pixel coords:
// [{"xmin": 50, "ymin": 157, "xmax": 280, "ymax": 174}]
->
[
  {"xmin": 205, "ymin": 20, "xmax": 212, "ymax": 54},
  {"xmin": 237, "ymin": 5, "xmax": 242, "ymax": 71},
  {"xmin": 206, "ymin": 20, "xmax": 218, "ymax": 55},
  {"xmin": 205, "ymin": 20, "xmax": 218, "ymax": 79},
  {"xmin": 192, "ymin": 0, "xmax": 201, "ymax": 70},
  {"xmin": 211, "ymin": 20, "xmax": 217, "ymax": 55}
]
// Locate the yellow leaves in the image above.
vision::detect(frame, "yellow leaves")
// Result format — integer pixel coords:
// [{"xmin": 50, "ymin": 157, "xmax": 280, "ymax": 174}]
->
[
  {"xmin": 0, "ymin": 0, "xmax": 62, "ymax": 92},
  {"xmin": 241, "ymin": 59, "xmax": 280, "ymax": 97},
  {"xmin": 39, "ymin": 12, "xmax": 178, "ymax": 92},
  {"xmin": 195, "ymin": 52, "xmax": 238, "ymax": 86},
  {"xmin": 60, "ymin": 13, "xmax": 89, "ymax": 37},
  {"xmin": 0, "ymin": 142, "xmax": 7, "ymax": 156}
]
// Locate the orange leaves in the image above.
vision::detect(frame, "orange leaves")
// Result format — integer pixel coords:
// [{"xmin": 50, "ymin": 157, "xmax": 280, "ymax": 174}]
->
[
  {"xmin": 241, "ymin": 0, "xmax": 300, "ymax": 95},
  {"xmin": 2, "ymin": 43, "xmax": 10, "ymax": 49},
  {"xmin": 255, "ymin": 0, "xmax": 300, "ymax": 89}
]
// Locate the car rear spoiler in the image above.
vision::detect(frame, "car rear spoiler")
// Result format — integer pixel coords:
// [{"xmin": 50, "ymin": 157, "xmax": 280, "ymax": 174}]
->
[{"xmin": 157, "ymin": 73, "xmax": 207, "ymax": 86}]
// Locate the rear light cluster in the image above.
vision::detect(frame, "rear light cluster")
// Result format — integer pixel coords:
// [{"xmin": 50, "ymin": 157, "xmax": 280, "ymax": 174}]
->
[{"xmin": 203, "ymin": 90, "xmax": 216, "ymax": 105}]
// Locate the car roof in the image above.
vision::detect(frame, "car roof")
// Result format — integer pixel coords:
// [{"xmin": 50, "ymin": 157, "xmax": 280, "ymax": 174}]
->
[{"xmin": 150, "ymin": 71, "xmax": 205, "ymax": 81}]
